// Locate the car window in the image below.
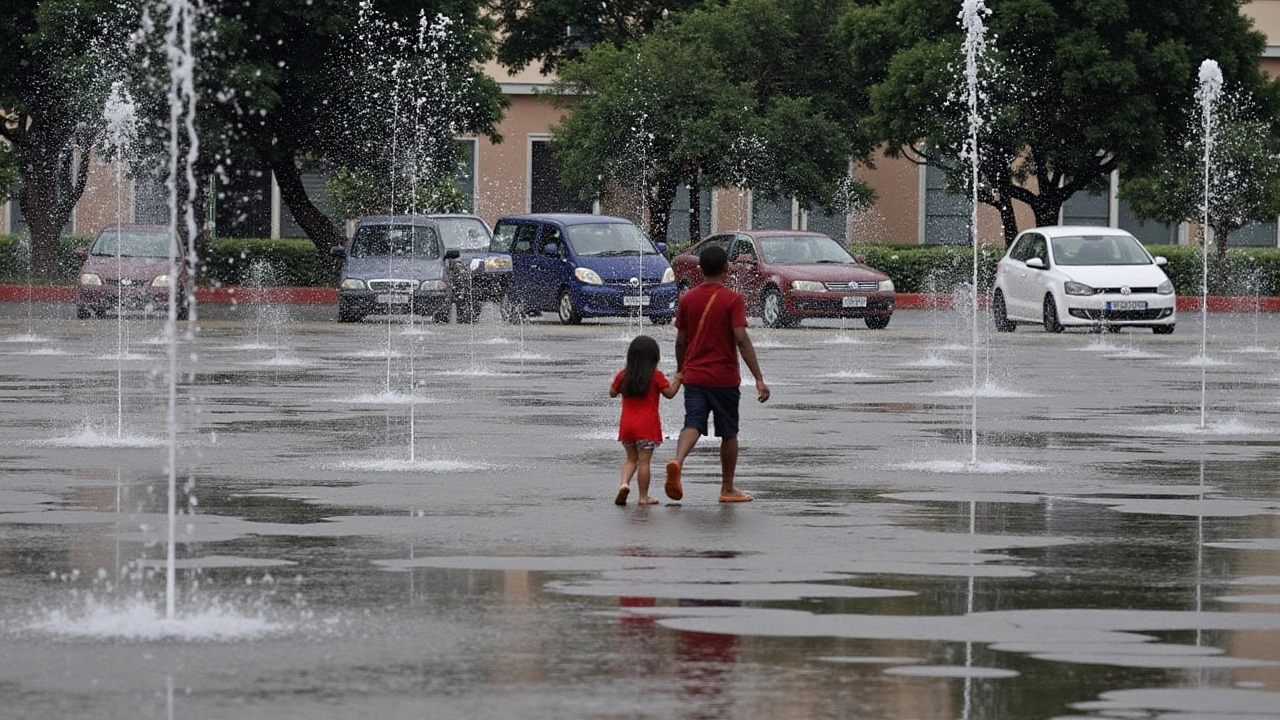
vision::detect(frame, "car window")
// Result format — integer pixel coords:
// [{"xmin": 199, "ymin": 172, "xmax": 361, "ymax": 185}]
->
[
  {"xmin": 730, "ymin": 236, "xmax": 758, "ymax": 263},
  {"xmin": 502, "ymin": 223, "xmax": 540, "ymax": 254},
  {"xmin": 1052, "ymin": 234, "xmax": 1151, "ymax": 266},
  {"xmin": 542, "ymin": 225, "xmax": 565, "ymax": 256},
  {"xmin": 760, "ymin": 235, "xmax": 853, "ymax": 264},
  {"xmin": 691, "ymin": 235, "xmax": 730, "ymax": 257},
  {"xmin": 91, "ymin": 230, "xmax": 172, "ymax": 257},
  {"xmin": 349, "ymin": 225, "xmax": 441, "ymax": 259},
  {"xmin": 1014, "ymin": 233, "xmax": 1048, "ymax": 265},
  {"xmin": 435, "ymin": 218, "xmax": 491, "ymax": 251},
  {"xmin": 565, "ymin": 222, "xmax": 656, "ymax": 257},
  {"xmin": 1008, "ymin": 236, "xmax": 1032, "ymax": 262}
]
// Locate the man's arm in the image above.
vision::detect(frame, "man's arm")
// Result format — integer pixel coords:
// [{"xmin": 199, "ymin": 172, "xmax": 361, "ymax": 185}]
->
[
  {"xmin": 674, "ymin": 327, "xmax": 688, "ymax": 372},
  {"xmin": 734, "ymin": 326, "xmax": 770, "ymax": 403}
]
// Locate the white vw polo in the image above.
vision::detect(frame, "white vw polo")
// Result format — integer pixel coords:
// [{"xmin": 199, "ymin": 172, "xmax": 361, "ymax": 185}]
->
[{"xmin": 992, "ymin": 226, "xmax": 1177, "ymax": 334}]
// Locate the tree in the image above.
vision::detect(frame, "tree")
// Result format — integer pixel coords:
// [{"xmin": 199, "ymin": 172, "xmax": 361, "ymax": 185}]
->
[
  {"xmin": 1121, "ymin": 87, "xmax": 1280, "ymax": 290},
  {"xmin": 842, "ymin": 0, "xmax": 1280, "ymax": 246},
  {"xmin": 0, "ymin": 0, "xmax": 129, "ymax": 277},
  {"xmin": 549, "ymin": 1, "xmax": 867, "ymax": 241},
  {"xmin": 492, "ymin": 0, "xmax": 704, "ymax": 74}
]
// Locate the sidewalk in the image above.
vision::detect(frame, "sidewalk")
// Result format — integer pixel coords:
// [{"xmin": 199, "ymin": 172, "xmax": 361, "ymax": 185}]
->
[{"xmin": 1, "ymin": 285, "xmax": 1277, "ymax": 310}]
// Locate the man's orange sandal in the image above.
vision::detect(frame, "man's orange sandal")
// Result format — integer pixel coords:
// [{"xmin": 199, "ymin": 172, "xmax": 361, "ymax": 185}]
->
[{"xmin": 664, "ymin": 460, "xmax": 683, "ymax": 501}]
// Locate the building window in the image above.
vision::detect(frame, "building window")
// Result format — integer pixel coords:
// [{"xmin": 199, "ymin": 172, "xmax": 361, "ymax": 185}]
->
[
  {"xmin": 923, "ymin": 163, "xmax": 969, "ymax": 245},
  {"xmin": 667, "ymin": 184, "xmax": 712, "ymax": 242},
  {"xmin": 1228, "ymin": 220, "xmax": 1278, "ymax": 248},
  {"xmin": 1060, "ymin": 189, "xmax": 1109, "ymax": 227},
  {"xmin": 751, "ymin": 195, "xmax": 792, "ymax": 230},
  {"xmin": 804, "ymin": 204, "xmax": 847, "ymax": 241},
  {"xmin": 1117, "ymin": 201, "xmax": 1179, "ymax": 246},
  {"xmin": 530, "ymin": 138, "xmax": 591, "ymax": 214},
  {"xmin": 455, "ymin": 139, "xmax": 477, "ymax": 212}
]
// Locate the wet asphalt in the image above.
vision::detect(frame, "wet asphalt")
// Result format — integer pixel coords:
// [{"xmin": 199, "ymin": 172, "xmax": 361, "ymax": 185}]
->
[{"xmin": 1, "ymin": 299, "xmax": 1278, "ymax": 719}]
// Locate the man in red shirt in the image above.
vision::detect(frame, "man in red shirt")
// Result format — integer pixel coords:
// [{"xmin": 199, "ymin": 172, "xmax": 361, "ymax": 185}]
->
[{"xmin": 665, "ymin": 245, "xmax": 770, "ymax": 502}]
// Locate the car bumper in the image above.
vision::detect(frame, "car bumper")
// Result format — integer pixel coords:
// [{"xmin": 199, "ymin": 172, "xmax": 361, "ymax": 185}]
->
[
  {"xmin": 77, "ymin": 285, "xmax": 176, "ymax": 313},
  {"xmin": 1062, "ymin": 295, "xmax": 1176, "ymax": 325},
  {"xmin": 576, "ymin": 283, "xmax": 678, "ymax": 318},
  {"xmin": 338, "ymin": 289, "xmax": 452, "ymax": 315},
  {"xmin": 788, "ymin": 291, "xmax": 895, "ymax": 318}
]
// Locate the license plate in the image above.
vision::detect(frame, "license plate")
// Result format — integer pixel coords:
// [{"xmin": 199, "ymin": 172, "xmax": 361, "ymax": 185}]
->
[
  {"xmin": 377, "ymin": 293, "xmax": 411, "ymax": 305},
  {"xmin": 623, "ymin": 295, "xmax": 650, "ymax": 307},
  {"xmin": 842, "ymin": 296, "xmax": 868, "ymax": 308},
  {"xmin": 1106, "ymin": 301, "xmax": 1146, "ymax": 311}
]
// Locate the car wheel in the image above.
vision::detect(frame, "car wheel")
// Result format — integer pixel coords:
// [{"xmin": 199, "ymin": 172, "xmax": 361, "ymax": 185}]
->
[
  {"xmin": 992, "ymin": 291, "xmax": 1015, "ymax": 332},
  {"xmin": 1152, "ymin": 324, "xmax": 1175, "ymax": 335},
  {"xmin": 76, "ymin": 304, "xmax": 92, "ymax": 320},
  {"xmin": 649, "ymin": 315, "xmax": 672, "ymax": 326},
  {"xmin": 864, "ymin": 314, "xmax": 891, "ymax": 330},
  {"xmin": 176, "ymin": 300, "xmax": 190, "ymax": 321},
  {"xmin": 557, "ymin": 290, "xmax": 581, "ymax": 325},
  {"xmin": 1043, "ymin": 295, "xmax": 1064, "ymax": 333},
  {"xmin": 1105, "ymin": 324, "xmax": 1122, "ymax": 333},
  {"xmin": 456, "ymin": 301, "xmax": 478, "ymax": 324},
  {"xmin": 761, "ymin": 288, "xmax": 791, "ymax": 328},
  {"xmin": 499, "ymin": 295, "xmax": 524, "ymax": 324}
]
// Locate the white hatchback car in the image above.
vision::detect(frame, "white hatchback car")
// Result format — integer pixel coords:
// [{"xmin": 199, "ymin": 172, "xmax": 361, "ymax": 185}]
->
[{"xmin": 992, "ymin": 226, "xmax": 1176, "ymax": 334}]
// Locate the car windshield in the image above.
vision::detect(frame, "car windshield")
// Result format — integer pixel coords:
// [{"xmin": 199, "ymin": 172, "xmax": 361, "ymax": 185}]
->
[
  {"xmin": 349, "ymin": 225, "xmax": 441, "ymax": 259},
  {"xmin": 435, "ymin": 218, "xmax": 491, "ymax": 251},
  {"xmin": 565, "ymin": 223, "xmax": 657, "ymax": 257},
  {"xmin": 1051, "ymin": 234, "xmax": 1151, "ymax": 266},
  {"xmin": 759, "ymin": 235, "xmax": 855, "ymax": 264},
  {"xmin": 90, "ymin": 229, "xmax": 172, "ymax": 257}
]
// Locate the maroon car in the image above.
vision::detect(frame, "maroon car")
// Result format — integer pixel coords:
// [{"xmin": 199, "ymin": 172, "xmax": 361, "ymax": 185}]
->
[
  {"xmin": 671, "ymin": 231, "xmax": 895, "ymax": 328},
  {"xmin": 75, "ymin": 225, "xmax": 188, "ymax": 319}
]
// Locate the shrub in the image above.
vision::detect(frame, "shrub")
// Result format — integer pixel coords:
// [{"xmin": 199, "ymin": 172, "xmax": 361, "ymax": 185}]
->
[
  {"xmin": 849, "ymin": 243, "xmax": 1003, "ymax": 294},
  {"xmin": 204, "ymin": 238, "xmax": 333, "ymax": 287}
]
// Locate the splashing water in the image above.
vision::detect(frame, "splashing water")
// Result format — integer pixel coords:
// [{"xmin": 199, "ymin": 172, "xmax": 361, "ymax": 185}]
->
[
  {"xmin": 1196, "ymin": 60, "xmax": 1223, "ymax": 431},
  {"xmin": 960, "ymin": 0, "xmax": 989, "ymax": 465}
]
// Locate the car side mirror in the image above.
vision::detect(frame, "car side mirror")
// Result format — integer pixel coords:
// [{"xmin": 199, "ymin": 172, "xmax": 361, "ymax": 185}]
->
[
  {"xmin": 329, "ymin": 246, "xmax": 346, "ymax": 258},
  {"xmin": 854, "ymin": 253, "xmax": 867, "ymax": 264},
  {"xmin": 1153, "ymin": 256, "xmax": 1168, "ymax": 266},
  {"xmin": 542, "ymin": 242, "xmax": 558, "ymax": 256},
  {"xmin": 656, "ymin": 242, "xmax": 667, "ymax": 255},
  {"xmin": 735, "ymin": 253, "xmax": 755, "ymax": 264},
  {"xmin": 1025, "ymin": 257, "xmax": 1046, "ymax": 269},
  {"xmin": 444, "ymin": 248, "xmax": 460, "ymax": 260},
  {"xmin": 74, "ymin": 246, "xmax": 88, "ymax": 257}
]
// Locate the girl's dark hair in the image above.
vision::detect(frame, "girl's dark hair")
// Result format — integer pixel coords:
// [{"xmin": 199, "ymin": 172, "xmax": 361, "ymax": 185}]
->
[{"xmin": 620, "ymin": 335, "xmax": 660, "ymax": 397}]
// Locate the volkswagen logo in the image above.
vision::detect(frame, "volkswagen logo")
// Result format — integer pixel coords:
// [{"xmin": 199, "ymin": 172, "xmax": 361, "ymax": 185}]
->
[
  {"xmin": 1120, "ymin": 286, "xmax": 1132, "ymax": 295},
  {"xmin": 629, "ymin": 277, "xmax": 640, "ymax": 288}
]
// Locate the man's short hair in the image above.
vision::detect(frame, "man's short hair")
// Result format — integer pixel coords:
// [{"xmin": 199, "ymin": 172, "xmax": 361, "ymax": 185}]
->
[{"xmin": 700, "ymin": 245, "xmax": 728, "ymax": 276}]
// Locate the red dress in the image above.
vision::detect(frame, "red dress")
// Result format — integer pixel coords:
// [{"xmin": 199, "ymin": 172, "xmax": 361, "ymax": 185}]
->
[{"xmin": 611, "ymin": 369, "xmax": 671, "ymax": 444}]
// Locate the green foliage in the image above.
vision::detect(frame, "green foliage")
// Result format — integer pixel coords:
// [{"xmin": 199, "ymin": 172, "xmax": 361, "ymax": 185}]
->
[
  {"xmin": 850, "ymin": 243, "xmax": 1004, "ymax": 293},
  {"xmin": 1146, "ymin": 244, "xmax": 1280, "ymax": 296},
  {"xmin": 204, "ymin": 239, "xmax": 333, "ymax": 287},
  {"xmin": 0, "ymin": 234, "xmax": 92, "ymax": 282},
  {"xmin": 325, "ymin": 167, "xmax": 468, "ymax": 220}
]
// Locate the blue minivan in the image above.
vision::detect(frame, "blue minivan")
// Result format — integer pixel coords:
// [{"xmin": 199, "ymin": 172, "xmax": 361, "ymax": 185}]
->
[{"xmin": 493, "ymin": 214, "xmax": 677, "ymax": 324}]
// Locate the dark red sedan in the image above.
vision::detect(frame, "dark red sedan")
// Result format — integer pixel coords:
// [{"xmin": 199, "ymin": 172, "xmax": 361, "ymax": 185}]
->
[{"xmin": 671, "ymin": 230, "xmax": 895, "ymax": 328}]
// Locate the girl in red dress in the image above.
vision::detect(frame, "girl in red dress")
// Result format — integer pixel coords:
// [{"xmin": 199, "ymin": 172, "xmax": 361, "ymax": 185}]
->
[{"xmin": 609, "ymin": 335, "xmax": 682, "ymax": 505}]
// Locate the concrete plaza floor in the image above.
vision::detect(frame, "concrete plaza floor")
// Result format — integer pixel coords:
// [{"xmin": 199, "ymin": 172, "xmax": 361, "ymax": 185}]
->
[{"xmin": 1, "ymin": 301, "xmax": 1278, "ymax": 719}]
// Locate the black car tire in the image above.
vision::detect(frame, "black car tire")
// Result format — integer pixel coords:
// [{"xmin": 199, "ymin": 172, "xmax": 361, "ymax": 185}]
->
[
  {"xmin": 761, "ymin": 287, "xmax": 792, "ymax": 328},
  {"xmin": 864, "ymin": 314, "xmax": 891, "ymax": 330},
  {"xmin": 1153, "ymin": 324, "xmax": 1175, "ymax": 335},
  {"xmin": 337, "ymin": 301, "xmax": 364, "ymax": 323},
  {"xmin": 992, "ymin": 291, "xmax": 1015, "ymax": 332},
  {"xmin": 649, "ymin": 315, "xmax": 672, "ymax": 326},
  {"xmin": 1043, "ymin": 295, "xmax": 1064, "ymax": 333},
  {"xmin": 76, "ymin": 304, "xmax": 92, "ymax": 320},
  {"xmin": 456, "ymin": 301, "xmax": 480, "ymax": 324},
  {"xmin": 557, "ymin": 290, "xmax": 581, "ymax": 325}
]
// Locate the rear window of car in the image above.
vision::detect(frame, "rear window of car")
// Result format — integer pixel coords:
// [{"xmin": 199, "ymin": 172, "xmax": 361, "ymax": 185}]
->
[
  {"xmin": 435, "ymin": 218, "xmax": 491, "ymax": 251},
  {"xmin": 91, "ymin": 230, "xmax": 172, "ymax": 257},
  {"xmin": 349, "ymin": 225, "xmax": 441, "ymax": 259}
]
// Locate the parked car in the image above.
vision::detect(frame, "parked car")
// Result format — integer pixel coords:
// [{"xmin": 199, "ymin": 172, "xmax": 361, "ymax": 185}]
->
[
  {"xmin": 75, "ymin": 224, "xmax": 188, "ymax": 320},
  {"xmin": 430, "ymin": 213, "xmax": 511, "ymax": 323},
  {"xmin": 671, "ymin": 230, "xmax": 896, "ymax": 329},
  {"xmin": 495, "ymin": 213, "xmax": 676, "ymax": 325},
  {"xmin": 992, "ymin": 226, "xmax": 1176, "ymax": 334},
  {"xmin": 330, "ymin": 215, "xmax": 460, "ymax": 323}
]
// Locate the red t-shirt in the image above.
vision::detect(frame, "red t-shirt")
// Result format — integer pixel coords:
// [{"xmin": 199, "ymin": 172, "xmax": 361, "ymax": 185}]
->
[
  {"xmin": 674, "ymin": 282, "xmax": 747, "ymax": 387},
  {"xmin": 611, "ymin": 369, "xmax": 671, "ymax": 443}
]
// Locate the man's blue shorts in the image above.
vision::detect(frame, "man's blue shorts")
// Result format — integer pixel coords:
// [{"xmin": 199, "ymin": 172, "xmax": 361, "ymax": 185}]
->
[{"xmin": 683, "ymin": 384, "xmax": 741, "ymax": 438}]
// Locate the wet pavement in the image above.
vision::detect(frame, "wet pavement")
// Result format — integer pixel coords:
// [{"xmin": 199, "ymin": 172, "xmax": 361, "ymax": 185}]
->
[{"xmin": 1, "ymin": 300, "xmax": 1278, "ymax": 719}]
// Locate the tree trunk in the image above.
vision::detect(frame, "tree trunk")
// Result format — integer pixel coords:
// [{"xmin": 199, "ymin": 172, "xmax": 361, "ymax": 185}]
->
[
  {"xmin": 13, "ymin": 121, "xmax": 90, "ymax": 279},
  {"xmin": 687, "ymin": 175, "xmax": 702, "ymax": 247},
  {"xmin": 997, "ymin": 200, "xmax": 1018, "ymax": 247},
  {"xmin": 646, "ymin": 174, "xmax": 678, "ymax": 243},
  {"xmin": 271, "ymin": 156, "xmax": 347, "ymax": 278}
]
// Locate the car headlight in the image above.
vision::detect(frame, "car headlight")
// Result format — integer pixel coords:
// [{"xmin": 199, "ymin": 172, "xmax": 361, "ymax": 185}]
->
[
  {"xmin": 574, "ymin": 267, "xmax": 603, "ymax": 285},
  {"xmin": 878, "ymin": 279, "xmax": 895, "ymax": 292},
  {"xmin": 661, "ymin": 267, "xmax": 674, "ymax": 284},
  {"xmin": 340, "ymin": 278, "xmax": 367, "ymax": 290},
  {"xmin": 790, "ymin": 280, "xmax": 825, "ymax": 292},
  {"xmin": 1157, "ymin": 279, "xmax": 1174, "ymax": 295},
  {"xmin": 418, "ymin": 280, "xmax": 446, "ymax": 291},
  {"xmin": 151, "ymin": 274, "xmax": 172, "ymax": 288},
  {"xmin": 1064, "ymin": 280, "xmax": 1098, "ymax": 296},
  {"xmin": 79, "ymin": 273, "xmax": 102, "ymax": 286},
  {"xmin": 485, "ymin": 257, "xmax": 512, "ymax": 271}
]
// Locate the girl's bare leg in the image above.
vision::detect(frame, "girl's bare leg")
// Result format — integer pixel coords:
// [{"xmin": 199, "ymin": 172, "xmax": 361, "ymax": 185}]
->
[
  {"xmin": 636, "ymin": 447, "xmax": 659, "ymax": 504},
  {"xmin": 617, "ymin": 445, "xmax": 638, "ymax": 504}
]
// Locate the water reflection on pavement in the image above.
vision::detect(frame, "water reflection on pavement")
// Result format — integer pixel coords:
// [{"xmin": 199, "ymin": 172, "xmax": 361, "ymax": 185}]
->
[{"xmin": 1, "ymin": 304, "xmax": 1278, "ymax": 719}]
